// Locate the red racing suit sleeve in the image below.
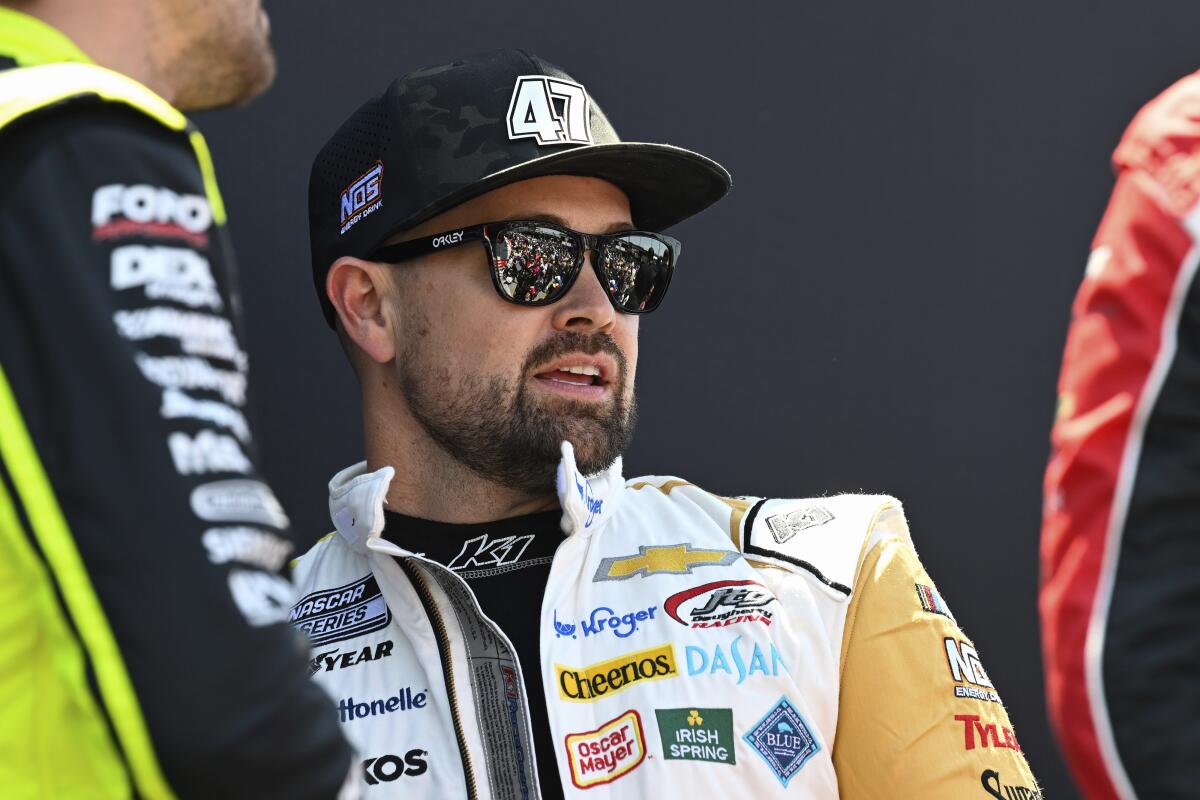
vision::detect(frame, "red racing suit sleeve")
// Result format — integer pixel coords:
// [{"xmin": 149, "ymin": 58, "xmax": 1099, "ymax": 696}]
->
[
  {"xmin": 1041, "ymin": 70, "xmax": 1200, "ymax": 799},
  {"xmin": 0, "ymin": 101, "xmax": 353, "ymax": 798}
]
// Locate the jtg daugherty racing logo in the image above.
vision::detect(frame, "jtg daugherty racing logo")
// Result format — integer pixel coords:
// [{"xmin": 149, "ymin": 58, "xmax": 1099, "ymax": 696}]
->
[{"xmin": 664, "ymin": 579, "xmax": 777, "ymax": 629}]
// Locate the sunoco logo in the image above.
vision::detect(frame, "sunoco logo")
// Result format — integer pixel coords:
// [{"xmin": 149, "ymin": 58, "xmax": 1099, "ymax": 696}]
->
[{"xmin": 556, "ymin": 644, "xmax": 678, "ymax": 702}]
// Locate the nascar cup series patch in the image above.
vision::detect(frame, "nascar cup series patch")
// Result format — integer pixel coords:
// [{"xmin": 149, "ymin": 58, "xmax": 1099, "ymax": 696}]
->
[{"xmin": 289, "ymin": 574, "xmax": 391, "ymax": 646}]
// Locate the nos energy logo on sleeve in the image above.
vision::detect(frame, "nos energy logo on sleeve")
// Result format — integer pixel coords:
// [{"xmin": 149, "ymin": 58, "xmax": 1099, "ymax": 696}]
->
[{"xmin": 291, "ymin": 574, "xmax": 391, "ymax": 646}]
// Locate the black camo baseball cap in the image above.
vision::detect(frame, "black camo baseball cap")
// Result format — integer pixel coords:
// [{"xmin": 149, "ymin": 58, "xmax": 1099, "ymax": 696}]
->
[{"xmin": 308, "ymin": 48, "xmax": 731, "ymax": 326}]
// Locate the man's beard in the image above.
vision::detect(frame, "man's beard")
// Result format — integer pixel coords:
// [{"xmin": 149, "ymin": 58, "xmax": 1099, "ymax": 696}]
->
[
  {"xmin": 167, "ymin": 2, "xmax": 277, "ymax": 111},
  {"xmin": 398, "ymin": 332, "xmax": 637, "ymax": 495}
]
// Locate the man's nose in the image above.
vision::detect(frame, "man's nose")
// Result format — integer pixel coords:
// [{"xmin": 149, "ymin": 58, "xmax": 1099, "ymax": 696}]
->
[{"xmin": 550, "ymin": 251, "xmax": 615, "ymax": 332}]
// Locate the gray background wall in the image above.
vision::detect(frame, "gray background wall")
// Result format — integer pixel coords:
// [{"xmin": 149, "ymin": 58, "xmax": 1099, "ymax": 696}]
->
[{"xmin": 197, "ymin": 2, "xmax": 1200, "ymax": 796}]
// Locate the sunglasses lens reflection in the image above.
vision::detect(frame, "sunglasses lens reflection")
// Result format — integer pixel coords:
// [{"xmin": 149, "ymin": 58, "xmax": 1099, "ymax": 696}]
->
[
  {"xmin": 493, "ymin": 225, "xmax": 578, "ymax": 304},
  {"xmin": 600, "ymin": 234, "xmax": 674, "ymax": 312}
]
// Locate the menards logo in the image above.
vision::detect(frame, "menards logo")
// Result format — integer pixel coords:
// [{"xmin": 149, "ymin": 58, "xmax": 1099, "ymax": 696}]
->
[{"xmin": 556, "ymin": 644, "xmax": 678, "ymax": 702}]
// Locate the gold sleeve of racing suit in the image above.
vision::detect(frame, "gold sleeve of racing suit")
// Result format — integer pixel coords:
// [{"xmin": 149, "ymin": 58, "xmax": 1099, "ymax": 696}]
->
[{"xmin": 832, "ymin": 534, "xmax": 1042, "ymax": 799}]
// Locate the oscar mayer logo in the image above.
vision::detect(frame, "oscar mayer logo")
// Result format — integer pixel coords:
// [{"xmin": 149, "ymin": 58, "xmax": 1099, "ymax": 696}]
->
[
  {"xmin": 339, "ymin": 161, "xmax": 383, "ymax": 235},
  {"xmin": 555, "ymin": 644, "xmax": 678, "ymax": 702},
  {"xmin": 564, "ymin": 709, "xmax": 646, "ymax": 789}
]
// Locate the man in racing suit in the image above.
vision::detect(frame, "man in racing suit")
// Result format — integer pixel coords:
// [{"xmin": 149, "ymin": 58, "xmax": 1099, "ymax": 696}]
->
[
  {"xmin": 1042, "ymin": 71, "xmax": 1200, "ymax": 800},
  {"xmin": 294, "ymin": 49, "xmax": 1041, "ymax": 798},
  {"xmin": 0, "ymin": 2, "xmax": 353, "ymax": 797}
]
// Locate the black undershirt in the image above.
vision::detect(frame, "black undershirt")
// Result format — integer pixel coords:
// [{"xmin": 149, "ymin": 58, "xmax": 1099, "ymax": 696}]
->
[{"xmin": 384, "ymin": 508, "xmax": 565, "ymax": 800}]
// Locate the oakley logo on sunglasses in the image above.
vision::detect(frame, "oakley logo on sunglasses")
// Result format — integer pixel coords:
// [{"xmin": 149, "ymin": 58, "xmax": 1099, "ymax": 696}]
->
[
  {"xmin": 431, "ymin": 231, "xmax": 465, "ymax": 248},
  {"xmin": 339, "ymin": 162, "xmax": 384, "ymax": 235},
  {"xmin": 506, "ymin": 76, "xmax": 593, "ymax": 146}
]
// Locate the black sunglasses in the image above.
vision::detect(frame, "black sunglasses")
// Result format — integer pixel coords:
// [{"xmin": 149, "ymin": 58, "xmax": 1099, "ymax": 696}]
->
[{"xmin": 370, "ymin": 220, "xmax": 682, "ymax": 314}]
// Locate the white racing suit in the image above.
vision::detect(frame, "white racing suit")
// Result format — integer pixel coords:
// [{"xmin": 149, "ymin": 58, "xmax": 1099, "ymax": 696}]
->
[{"xmin": 291, "ymin": 442, "xmax": 1039, "ymax": 798}]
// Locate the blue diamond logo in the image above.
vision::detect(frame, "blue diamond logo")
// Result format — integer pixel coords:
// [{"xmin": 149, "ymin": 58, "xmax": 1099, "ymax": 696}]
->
[{"xmin": 742, "ymin": 696, "xmax": 820, "ymax": 787}]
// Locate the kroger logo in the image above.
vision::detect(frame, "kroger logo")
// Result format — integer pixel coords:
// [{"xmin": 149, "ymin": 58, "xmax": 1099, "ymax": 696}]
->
[
  {"xmin": 574, "ymin": 473, "xmax": 603, "ymax": 527},
  {"xmin": 553, "ymin": 605, "xmax": 657, "ymax": 640}
]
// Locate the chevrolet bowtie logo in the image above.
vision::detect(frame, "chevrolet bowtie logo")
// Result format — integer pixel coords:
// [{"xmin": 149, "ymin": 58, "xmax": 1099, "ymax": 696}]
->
[{"xmin": 593, "ymin": 543, "xmax": 743, "ymax": 581}]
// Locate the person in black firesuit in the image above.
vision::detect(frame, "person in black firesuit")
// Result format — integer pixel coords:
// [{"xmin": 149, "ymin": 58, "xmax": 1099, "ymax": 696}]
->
[{"xmin": 0, "ymin": 1, "xmax": 354, "ymax": 796}]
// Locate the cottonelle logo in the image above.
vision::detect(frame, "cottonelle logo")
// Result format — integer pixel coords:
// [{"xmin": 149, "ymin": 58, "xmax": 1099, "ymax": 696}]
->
[{"xmin": 556, "ymin": 644, "xmax": 678, "ymax": 702}]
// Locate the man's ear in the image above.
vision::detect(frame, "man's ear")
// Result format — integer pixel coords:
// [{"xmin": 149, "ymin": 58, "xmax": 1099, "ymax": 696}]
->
[{"xmin": 326, "ymin": 257, "xmax": 396, "ymax": 364}]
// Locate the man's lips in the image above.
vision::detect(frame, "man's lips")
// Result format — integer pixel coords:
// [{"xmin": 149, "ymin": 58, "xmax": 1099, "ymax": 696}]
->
[{"xmin": 531, "ymin": 354, "xmax": 617, "ymax": 399}]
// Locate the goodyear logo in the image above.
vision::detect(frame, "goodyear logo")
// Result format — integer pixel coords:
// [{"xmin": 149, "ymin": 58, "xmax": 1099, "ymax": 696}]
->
[
  {"xmin": 593, "ymin": 543, "xmax": 742, "ymax": 581},
  {"xmin": 556, "ymin": 644, "xmax": 678, "ymax": 702}
]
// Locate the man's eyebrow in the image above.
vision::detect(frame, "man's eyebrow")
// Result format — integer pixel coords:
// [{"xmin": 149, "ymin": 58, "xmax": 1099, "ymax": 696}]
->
[{"xmin": 501, "ymin": 212, "xmax": 636, "ymax": 234}]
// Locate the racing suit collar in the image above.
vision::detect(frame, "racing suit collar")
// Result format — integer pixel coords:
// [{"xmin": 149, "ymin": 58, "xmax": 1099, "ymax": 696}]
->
[
  {"xmin": 0, "ymin": 8, "xmax": 94, "ymax": 68},
  {"xmin": 328, "ymin": 440, "xmax": 625, "ymax": 549}
]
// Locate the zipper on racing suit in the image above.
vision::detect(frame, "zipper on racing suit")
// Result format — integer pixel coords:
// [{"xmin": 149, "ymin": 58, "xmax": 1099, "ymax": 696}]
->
[
  {"xmin": 399, "ymin": 555, "xmax": 542, "ymax": 800},
  {"xmin": 400, "ymin": 559, "xmax": 480, "ymax": 800}
]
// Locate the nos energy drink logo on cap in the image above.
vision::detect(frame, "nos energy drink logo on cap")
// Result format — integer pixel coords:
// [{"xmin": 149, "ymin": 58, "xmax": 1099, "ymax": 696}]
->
[{"xmin": 339, "ymin": 162, "xmax": 383, "ymax": 235}]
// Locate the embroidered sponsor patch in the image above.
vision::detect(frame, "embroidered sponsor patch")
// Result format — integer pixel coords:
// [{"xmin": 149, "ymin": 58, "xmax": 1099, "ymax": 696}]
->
[
  {"xmin": 556, "ymin": 644, "xmax": 678, "ymax": 702},
  {"xmin": 506, "ymin": 75, "xmax": 594, "ymax": 146},
  {"xmin": 339, "ymin": 161, "xmax": 383, "ymax": 234},
  {"xmin": 338, "ymin": 687, "xmax": 427, "ymax": 722},
  {"xmin": 290, "ymin": 574, "xmax": 392, "ymax": 646},
  {"xmin": 945, "ymin": 637, "xmax": 994, "ymax": 689},
  {"xmin": 981, "ymin": 768, "xmax": 1042, "ymax": 800},
  {"xmin": 916, "ymin": 583, "xmax": 956, "ymax": 622},
  {"xmin": 552, "ymin": 604, "xmax": 657, "ymax": 639},
  {"xmin": 684, "ymin": 635, "xmax": 787, "ymax": 685},
  {"xmin": 593, "ymin": 543, "xmax": 742, "ymax": 582},
  {"xmin": 742, "ymin": 696, "xmax": 819, "ymax": 787},
  {"xmin": 308, "ymin": 640, "xmax": 394, "ymax": 675},
  {"xmin": 656, "ymin": 707, "xmax": 735, "ymax": 765},
  {"xmin": 362, "ymin": 750, "xmax": 429, "ymax": 785},
  {"xmin": 954, "ymin": 714, "xmax": 1022, "ymax": 753},
  {"xmin": 764, "ymin": 506, "xmax": 833, "ymax": 544},
  {"xmin": 665, "ymin": 579, "xmax": 776, "ymax": 629},
  {"xmin": 446, "ymin": 532, "xmax": 550, "ymax": 577},
  {"xmin": 564, "ymin": 709, "xmax": 646, "ymax": 789}
]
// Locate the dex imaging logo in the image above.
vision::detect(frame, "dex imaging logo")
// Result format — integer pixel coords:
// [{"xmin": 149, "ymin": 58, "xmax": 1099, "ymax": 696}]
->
[
  {"xmin": 506, "ymin": 75, "xmax": 593, "ymax": 146},
  {"xmin": 339, "ymin": 161, "xmax": 383, "ymax": 234}
]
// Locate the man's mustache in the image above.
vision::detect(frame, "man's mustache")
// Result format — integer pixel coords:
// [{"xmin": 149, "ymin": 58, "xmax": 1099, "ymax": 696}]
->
[{"xmin": 523, "ymin": 332, "xmax": 628, "ymax": 383}]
